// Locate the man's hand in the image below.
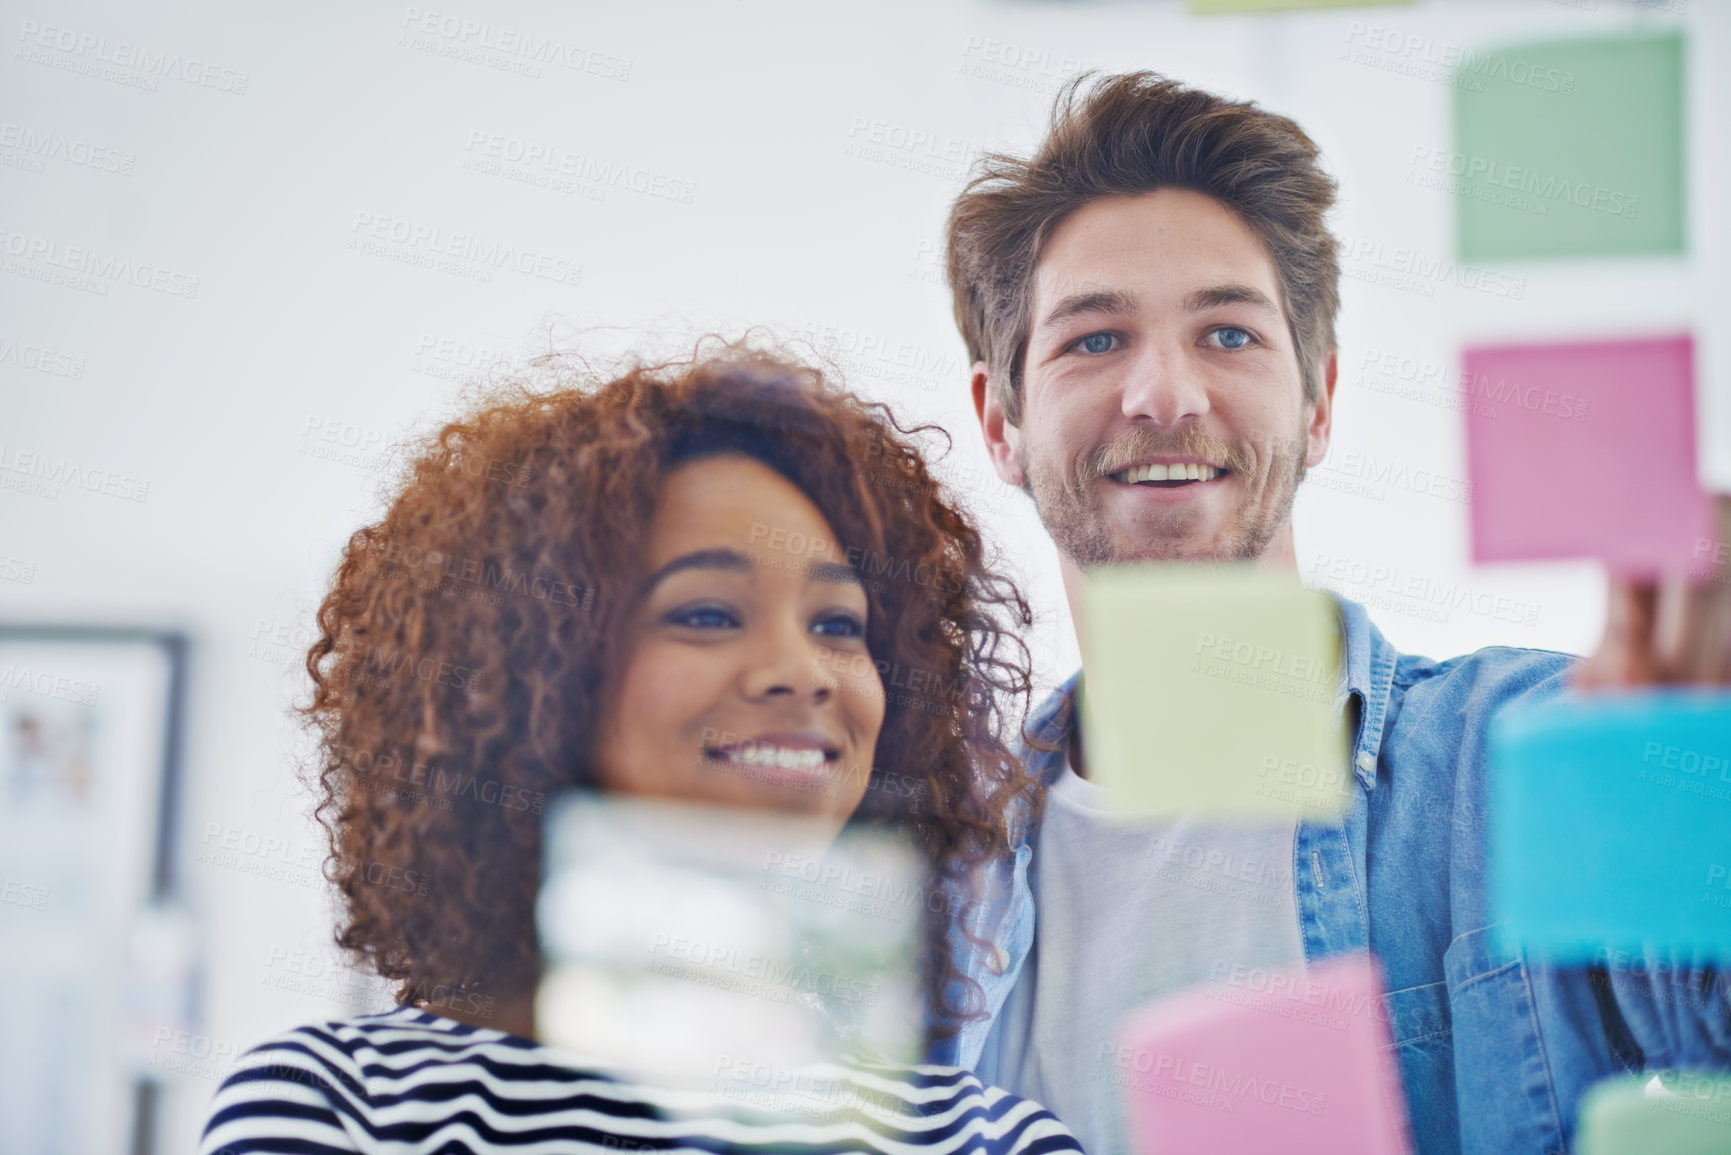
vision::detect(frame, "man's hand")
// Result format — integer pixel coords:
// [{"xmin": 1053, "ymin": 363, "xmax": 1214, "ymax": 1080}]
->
[{"xmin": 1575, "ymin": 496, "xmax": 1731, "ymax": 688}]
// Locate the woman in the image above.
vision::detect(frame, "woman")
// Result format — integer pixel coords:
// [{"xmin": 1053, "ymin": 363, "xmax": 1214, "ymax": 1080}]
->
[{"xmin": 200, "ymin": 342, "xmax": 1080, "ymax": 1153}]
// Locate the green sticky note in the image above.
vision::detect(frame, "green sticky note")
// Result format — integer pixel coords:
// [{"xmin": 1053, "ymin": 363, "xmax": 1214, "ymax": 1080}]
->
[
  {"xmin": 1576, "ymin": 1072, "xmax": 1731, "ymax": 1155},
  {"xmin": 1188, "ymin": 0, "xmax": 1410, "ymax": 11},
  {"xmin": 1451, "ymin": 32, "xmax": 1683, "ymax": 260},
  {"xmin": 1079, "ymin": 566, "xmax": 1349, "ymax": 817}
]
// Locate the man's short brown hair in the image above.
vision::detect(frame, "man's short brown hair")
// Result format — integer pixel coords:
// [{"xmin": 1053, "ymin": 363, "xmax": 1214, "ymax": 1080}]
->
[{"xmin": 945, "ymin": 71, "xmax": 1340, "ymax": 424}]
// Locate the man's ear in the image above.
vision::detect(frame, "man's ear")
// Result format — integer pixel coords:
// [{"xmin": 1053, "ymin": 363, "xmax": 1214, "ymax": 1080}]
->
[
  {"xmin": 971, "ymin": 361, "xmax": 1026, "ymax": 488},
  {"xmin": 1304, "ymin": 349, "xmax": 1338, "ymax": 469}
]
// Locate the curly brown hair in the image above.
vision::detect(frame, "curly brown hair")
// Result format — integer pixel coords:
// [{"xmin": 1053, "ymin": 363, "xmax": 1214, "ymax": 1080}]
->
[{"xmin": 302, "ymin": 338, "xmax": 1041, "ymax": 1048}]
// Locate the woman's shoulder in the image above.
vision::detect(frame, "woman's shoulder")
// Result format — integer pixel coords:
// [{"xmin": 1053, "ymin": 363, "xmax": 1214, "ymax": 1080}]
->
[
  {"xmin": 217, "ymin": 1004, "xmax": 610, "ymax": 1099},
  {"xmin": 225, "ymin": 1005, "xmax": 512, "ymax": 1070},
  {"xmin": 203, "ymin": 1015, "xmax": 1083, "ymax": 1155},
  {"xmin": 200, "ymin": 1007, "xmax": 628, "ymax": 1154}
]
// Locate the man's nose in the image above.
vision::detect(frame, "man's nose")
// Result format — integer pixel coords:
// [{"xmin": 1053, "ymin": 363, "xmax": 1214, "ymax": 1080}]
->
[{"xmin": 1118, "ymin": 342, "xmax": 1211, "ymax": 426}]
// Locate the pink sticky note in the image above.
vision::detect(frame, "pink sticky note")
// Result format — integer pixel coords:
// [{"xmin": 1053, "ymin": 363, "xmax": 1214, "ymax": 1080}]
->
[
  {"xmin": 1116, "ymin": 954, "xmax": 1411, "ymax": 1155},
  {"xmin": 1462, "ymin": 334, "xmax": 1715, "ymax": 576}
]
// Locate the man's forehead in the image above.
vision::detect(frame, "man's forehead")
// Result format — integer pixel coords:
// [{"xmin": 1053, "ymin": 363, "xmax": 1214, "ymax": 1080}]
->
[{"xmin": 1029, "ymin": 191, "xmax": 1283, "ymax": 316}]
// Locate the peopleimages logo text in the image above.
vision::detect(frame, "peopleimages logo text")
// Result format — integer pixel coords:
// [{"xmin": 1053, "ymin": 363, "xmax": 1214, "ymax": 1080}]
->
[
  {"xmin": 0, "ymin": 122, "xmax": 135, "ymax": 173},
  {"xmin": 1410, "ymin": 147, "xmax": 1639, "ymax": 218},
  {"xmin": 0, "ymin": 228, "xmax": 200, "ymax": 298},
  {"xmin": 398, "ymin": 8, "xmax": 630, "ymax": 79},
  {"xmin": 349, "ymin": 212, "xmax": 582, "ymax": 285},
  {"xmin": 15, "ymin": 19, "xmax": 250, "ymax": 92}
]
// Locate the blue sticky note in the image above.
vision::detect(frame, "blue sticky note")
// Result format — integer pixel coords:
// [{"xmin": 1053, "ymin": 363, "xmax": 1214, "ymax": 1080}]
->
[{"xmin": 1490, "ymin": 692, "xmax": 1731, "ymax": 962}]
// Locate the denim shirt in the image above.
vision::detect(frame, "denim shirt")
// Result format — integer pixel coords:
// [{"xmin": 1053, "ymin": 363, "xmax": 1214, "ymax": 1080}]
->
[{"xmin": 930, "ymin": 596, "xmax": 1731, "ymax": 1155}]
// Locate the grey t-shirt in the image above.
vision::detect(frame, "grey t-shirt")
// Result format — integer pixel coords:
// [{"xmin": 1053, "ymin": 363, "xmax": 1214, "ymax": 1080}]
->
[{"xmin": 984, "ymin": 755, "xmax": 1306, "ymax": 1155}]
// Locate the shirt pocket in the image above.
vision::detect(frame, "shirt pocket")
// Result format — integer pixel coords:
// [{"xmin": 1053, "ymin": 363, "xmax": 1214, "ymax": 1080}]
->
[
  {"xmin": 1382, "ymin": 978, "xmax": 1457, "ymax": 1155},
  {"xmin": 1443, "ymin": 924, "xmax": 1565, "ymax": 1155}
]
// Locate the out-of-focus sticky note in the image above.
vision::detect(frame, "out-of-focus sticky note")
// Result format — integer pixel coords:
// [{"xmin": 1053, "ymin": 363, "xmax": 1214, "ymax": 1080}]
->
[
  {"xmin": 1079, "ymin": 566, "xmax": 1348, "ymax": 817},
  {"xmin": 1577, "ymin": 1072, "xmax": 1731, "ymax": 1155},
  {"xmin": 535, "ymin": 793, "xmax": 925, "ymax": 1090},
  {"xmin": 1116, "ymin": 953, "xmax": 1412, "ymax": 1155},
  {"xmin": 1452, "ymin": 32, "xmax": 1683, "ymax": 260},
  {"xmin": 1463, "ymin": 334, "xmax": 1715, "ymax": 576},
  {"xmin": 1489, "ymin": 692, "xmax": 1731, "ymax": 963},
  {"xmin": 1187, "ymin": 0, "xmax": 1410, "ymax": 11}
]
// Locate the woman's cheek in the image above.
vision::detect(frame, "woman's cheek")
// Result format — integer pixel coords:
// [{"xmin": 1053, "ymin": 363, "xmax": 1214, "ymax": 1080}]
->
[
  {"xmin": 641, "ymin": 639, "xmax": 716, "ymax": 712},
  {"xmin": 856, "ymin": 672, "xmax": 887, "ymax": 729}
]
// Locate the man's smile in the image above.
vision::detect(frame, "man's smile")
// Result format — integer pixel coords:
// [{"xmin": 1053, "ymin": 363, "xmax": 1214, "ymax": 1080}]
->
[{"xmin": 1109, "ymin": 459, "xmax": 1231, "ymax": 488}]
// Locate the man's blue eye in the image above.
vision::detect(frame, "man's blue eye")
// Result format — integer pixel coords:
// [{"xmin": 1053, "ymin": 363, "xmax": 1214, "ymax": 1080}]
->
[
  {"xmin": 1079, "ymin": 332, "xmax": 1116, "ymax": 355},
  {"xmin": 1213, "ymin": 327, "xmax": 1251, "ymax": 350},
  {"xmin": 813, "ymin": 613, "xmax": 864, "ymax": 638}
]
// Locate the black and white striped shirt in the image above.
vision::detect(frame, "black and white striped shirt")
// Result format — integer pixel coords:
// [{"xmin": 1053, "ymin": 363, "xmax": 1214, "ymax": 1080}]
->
[{"xmin": 199, "ymin": 1008, "xmax": 1085, "ymax": 1154}]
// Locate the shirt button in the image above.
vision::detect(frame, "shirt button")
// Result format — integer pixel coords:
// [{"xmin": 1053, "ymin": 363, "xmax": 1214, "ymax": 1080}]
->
[{"xmin": 1356, "ymin": 752, "xmax": 1376, "ymax": 775}]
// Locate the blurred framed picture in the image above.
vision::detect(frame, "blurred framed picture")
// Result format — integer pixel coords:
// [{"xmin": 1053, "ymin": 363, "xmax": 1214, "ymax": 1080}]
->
[{"xmin": 0, "ymin": 626, "xmax": 188, "ymax": 1155}]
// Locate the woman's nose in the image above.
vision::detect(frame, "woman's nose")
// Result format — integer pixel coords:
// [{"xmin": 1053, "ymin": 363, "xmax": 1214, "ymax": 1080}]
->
[{"xmin": 741, "ymin": 617, "xmax": 838, "ymax": 703}]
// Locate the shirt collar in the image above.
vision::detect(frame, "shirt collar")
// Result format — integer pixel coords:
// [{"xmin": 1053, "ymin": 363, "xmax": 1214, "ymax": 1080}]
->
[
  {"xmin": 1025, "ymin": 593, "xmax": 1397, "ymax": 792},
  {"xmin": 1330, "ymin": 593, "xmax": 1396, "ymax": 790}
]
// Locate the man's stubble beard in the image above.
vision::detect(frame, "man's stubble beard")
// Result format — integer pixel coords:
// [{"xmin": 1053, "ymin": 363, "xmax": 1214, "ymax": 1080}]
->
[{"xmin": 1019, "ymin": 420, "xmax": 1311, "ymax": 567}]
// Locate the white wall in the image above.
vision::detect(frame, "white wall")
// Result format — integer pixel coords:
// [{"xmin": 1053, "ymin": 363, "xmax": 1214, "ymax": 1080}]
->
[{"xmin": 0, "ymin": 0, "xmax": 1720, "ymax": 1148}]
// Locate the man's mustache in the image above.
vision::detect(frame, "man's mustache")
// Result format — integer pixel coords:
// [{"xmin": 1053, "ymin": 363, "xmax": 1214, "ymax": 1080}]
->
[{"xmin": 1070, "ymin": 426, "xmax": 1259, "ymax": 492}]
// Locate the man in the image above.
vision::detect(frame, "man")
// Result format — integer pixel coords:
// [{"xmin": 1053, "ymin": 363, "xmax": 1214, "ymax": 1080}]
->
[{"xmin": 930, "ymin": 72, "xmax": 1731, "ymax": 1155}]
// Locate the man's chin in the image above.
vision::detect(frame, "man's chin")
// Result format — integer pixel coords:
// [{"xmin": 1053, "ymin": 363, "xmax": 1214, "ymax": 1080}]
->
[
  {"xmin": 1089, "ymin": 517, "xmax": 1276, "ymax": 566},
  {"xmin": 1057, "ymin": 531, "xmax": 1229, "ymax": 569},
  {"xmin": 1035, "ymin": 456, "xmax": 1301, "ymax": 568},
  {"xmin": 1106, "ymin": 510, "xmax": 1233, "ymax": 564},
  {"xmin": 1110, "ymin": 538, "xmax": 1233, "ymax": 565},
  {"xmin": 1034, "ymin": 478, "xmax": 1283, "ymax": 566}
]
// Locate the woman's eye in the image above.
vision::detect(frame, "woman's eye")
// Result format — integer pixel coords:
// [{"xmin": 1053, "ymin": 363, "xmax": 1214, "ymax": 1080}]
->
[
  {"xmin": 1206, "ymin": 326, "xmax": 1255, "ymax": 350},
  {"xmin": 1074, "ymin": 332, "xmax": 1119, "ymax": 356},
  {"xmin": 668, "ymin": 604, "xmax": 739, "ymax": 630},
  {"xmin": 812, "ymin": 612, "xmax": 865, "ymax": 639}
]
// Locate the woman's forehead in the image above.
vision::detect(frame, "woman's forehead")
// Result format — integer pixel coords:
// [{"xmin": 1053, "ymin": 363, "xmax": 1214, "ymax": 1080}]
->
[{"xmin": 649, "ymin": 455, "xmax": 847, "ymax": 566}]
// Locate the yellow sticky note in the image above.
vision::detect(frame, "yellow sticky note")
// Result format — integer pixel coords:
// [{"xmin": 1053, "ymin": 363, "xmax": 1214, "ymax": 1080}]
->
[{"xmin": 1079, "ymin": 566, "xmax": 1349, "ymax": 817}]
